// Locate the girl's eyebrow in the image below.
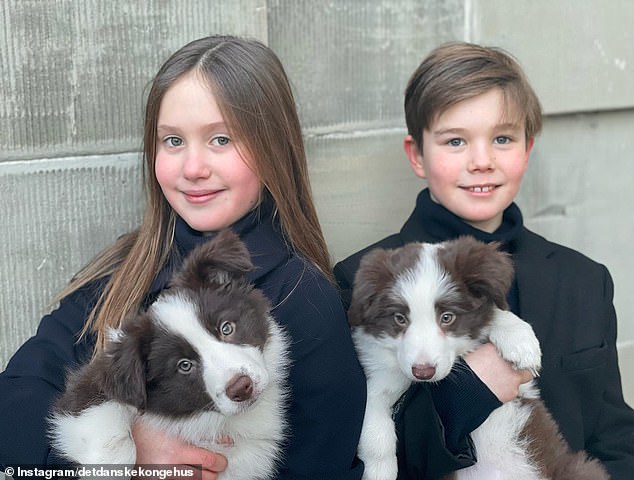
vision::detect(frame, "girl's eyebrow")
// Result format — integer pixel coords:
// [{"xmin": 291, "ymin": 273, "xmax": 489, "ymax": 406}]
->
[{"xmin": 156, "ymin": 122, "xmax": 228, "ymax": 134}]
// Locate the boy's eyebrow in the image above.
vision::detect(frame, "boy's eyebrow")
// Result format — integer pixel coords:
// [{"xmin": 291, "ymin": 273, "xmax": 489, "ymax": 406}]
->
[
  {"xmin": 432, "ymin": 122, "xmax": 522, "ymax": 136},
  {"xmin": 431, "ymin": 127, "xmax": 467, "ymax": 137}
]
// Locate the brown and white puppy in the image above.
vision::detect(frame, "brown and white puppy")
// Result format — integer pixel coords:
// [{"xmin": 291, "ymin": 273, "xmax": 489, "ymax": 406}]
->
[
  {"xmin": 349, "ymin": 236, "xmax": 608, "ymax": 480},
  {"xmin": 49, "ymin": 230, "xmax": 289, "ymax": 480}
]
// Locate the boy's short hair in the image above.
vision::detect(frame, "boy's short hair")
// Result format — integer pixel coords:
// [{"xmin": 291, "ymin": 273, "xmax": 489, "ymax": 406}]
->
[{"xmin": 404, "ymin": 42, "xmax": 542, "ymax": 148}]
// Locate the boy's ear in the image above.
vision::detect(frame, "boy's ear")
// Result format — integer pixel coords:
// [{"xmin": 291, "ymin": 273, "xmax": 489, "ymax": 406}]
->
[
  {"xmin": 404, "ymin": 135, "xmax": 426, "ymax": 179},
  {"xmin": 522, "ymin": 136, "xmax": 535, "ymax": 171}
]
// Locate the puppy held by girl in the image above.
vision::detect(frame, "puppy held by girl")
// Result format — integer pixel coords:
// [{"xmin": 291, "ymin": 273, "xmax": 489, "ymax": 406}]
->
[
  {"xmin": 49, "ymin": 230, "xmax": 290, "ymax": 480},
  {"xmin": 349, "ymin": 236, "xmax": 608, "ymax": 480}
]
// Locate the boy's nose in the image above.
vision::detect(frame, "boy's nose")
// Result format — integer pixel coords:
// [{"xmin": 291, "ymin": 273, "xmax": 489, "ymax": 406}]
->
[{"xmin": 468, "ymin": 146, "xmax": 495, "ymax": 171}]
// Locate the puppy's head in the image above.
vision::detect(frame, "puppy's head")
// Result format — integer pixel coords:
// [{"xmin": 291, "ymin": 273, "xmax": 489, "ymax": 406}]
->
[
  {"xmin": 101, "ymin": 230, "xmax": 274, "ymax": 417},
  {"xmin": 350, "ymin": 237, "xmax": 513, "ymax": 382}
]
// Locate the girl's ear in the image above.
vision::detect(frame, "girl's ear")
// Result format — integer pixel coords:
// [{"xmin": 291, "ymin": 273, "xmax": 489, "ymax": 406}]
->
[{"xmin": 404, "ymin": 135, "xmax": 426, "ymax": 179}]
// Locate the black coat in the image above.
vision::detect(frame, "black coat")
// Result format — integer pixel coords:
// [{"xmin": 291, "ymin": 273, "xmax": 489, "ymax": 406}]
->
[
  {"xmin": 1, "ymin": 201, "xmax": 366, "ymax": 480},
  {"xmin": 334, "ymin": 189, "xmax": 634, "ymax": 479}
]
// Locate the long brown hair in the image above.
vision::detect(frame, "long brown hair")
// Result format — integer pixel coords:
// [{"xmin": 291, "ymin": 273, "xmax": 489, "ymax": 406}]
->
[
  {"xmin": 59, "ymin": 35, "xmax": 331, "ymax": 350},
  {"xmin": 404, "ymin": 42, "xmax": 543, "ymax": 149}
]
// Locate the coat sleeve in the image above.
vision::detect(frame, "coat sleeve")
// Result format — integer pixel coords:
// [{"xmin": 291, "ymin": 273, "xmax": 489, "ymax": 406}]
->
[
  {"xmin": 271, "ymin": 266, "xmax": 365, "ymax": 480},
  {"xmin": 584, "ymin": 266, "xmax": 634, "ymax": 478},
  {"xmin": 0, "ymin": 287, "xmax": 95, "ymax": 467}
]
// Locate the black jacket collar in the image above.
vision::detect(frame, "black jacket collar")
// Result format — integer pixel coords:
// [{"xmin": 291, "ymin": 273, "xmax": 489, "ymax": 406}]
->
[{"xmin": 401, "ymin": 188, "xmax": 524, "ymax": 252}]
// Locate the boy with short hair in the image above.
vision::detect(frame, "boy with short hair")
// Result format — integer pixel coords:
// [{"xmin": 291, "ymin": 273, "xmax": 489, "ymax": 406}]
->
[{"xmin": 335, "ymin": 42, "xmax": 634, "ymax": 479}]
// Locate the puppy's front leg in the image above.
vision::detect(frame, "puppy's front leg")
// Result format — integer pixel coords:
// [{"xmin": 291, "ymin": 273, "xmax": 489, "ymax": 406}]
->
[
  {"xmin": 359, "ymin": 373, "xmax": 410, "ymax": 480},
  {"xmin": 486, "ymin": 308, "xmax": 542, "ymax": 375},
  {"xmin": 359, "ymin": 393, "xmax": 397, "ymax": 480}
]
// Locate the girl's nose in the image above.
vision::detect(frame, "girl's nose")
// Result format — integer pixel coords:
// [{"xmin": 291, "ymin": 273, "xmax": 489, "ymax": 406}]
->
[{"xmin": 182, "ymin": 148, "xmax": 211, "ymax": 180}]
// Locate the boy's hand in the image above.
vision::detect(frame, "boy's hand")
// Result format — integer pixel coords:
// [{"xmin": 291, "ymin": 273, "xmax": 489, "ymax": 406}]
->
[
  {"xmin": 465, "ymin": 343, "xmax": 534, "ymax": 403},
  {"xmin": 132, "ymin": 420, "xmax": 228, "ymax": 480}
]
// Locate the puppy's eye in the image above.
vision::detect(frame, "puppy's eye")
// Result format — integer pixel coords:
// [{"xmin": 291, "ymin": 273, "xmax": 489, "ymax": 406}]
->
[
  {"xmin": 177, "ymin": 359, "xmax": 194, "ymax": 374},
  {"xmin": 393, "ymin": 313, "xmax": 408, "ymax": 326},
  {"xmin": 220, "ymin": 321, "xmax": 234, "ymax": 336},
  {"xmin": 439, "ymin": 312, "xmax": 456, "ymax": 325}
]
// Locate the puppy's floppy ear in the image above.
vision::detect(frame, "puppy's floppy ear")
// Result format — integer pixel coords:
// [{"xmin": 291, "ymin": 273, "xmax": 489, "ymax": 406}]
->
[
  {"xmin": 172, "ymin": 229, "xmax": 254, "ymax": 290},
  {"xmin": 348, "ymin": 243, "xmax": 421, "ymax": 327},
  {"xmin": 439, "ymin": 236, "xmax": 514, "ymax": 309},
  {"xmin": 99, "ymin": 312, "xmax": 153, "ymax": 411}
]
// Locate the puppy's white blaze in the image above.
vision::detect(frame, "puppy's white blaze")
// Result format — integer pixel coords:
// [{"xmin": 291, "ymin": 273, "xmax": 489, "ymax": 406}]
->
[
  {"xmin": 393, "ymin": 245, "xmax": 460, "ymax": 381},
  {"xmin": 150, "ymin": 294, "xmax": 270, "ymax": 415}
]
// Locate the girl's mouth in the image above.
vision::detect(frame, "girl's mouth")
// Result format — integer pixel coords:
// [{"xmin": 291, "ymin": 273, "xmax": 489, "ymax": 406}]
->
[{"xmin": 183, "ymin": 190, "xmax": 221, "ymax": 203}]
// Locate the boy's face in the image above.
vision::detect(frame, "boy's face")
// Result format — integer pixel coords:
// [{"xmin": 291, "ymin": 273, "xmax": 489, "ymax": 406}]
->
[{"xmin": 405, "ymin": 88, "xmax": 533, "ymax": 233}]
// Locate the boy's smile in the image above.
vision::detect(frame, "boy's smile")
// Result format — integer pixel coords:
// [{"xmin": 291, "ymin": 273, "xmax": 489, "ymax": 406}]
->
[{"xmin": 405, "ymin": 88, "xmax": 533, "ymax": 233}]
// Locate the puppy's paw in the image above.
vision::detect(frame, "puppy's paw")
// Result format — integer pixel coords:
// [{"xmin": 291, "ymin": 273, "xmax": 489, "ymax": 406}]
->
[
  {"xmin": 362, "ymin": 456, "xmax": 398, "ymax": 480},
  {"xmin": 488, "ymin": 309, "xmax": 542, "ymax": 375}
]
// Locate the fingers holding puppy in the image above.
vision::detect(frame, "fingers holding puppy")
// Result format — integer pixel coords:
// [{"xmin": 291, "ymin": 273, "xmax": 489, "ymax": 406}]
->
[{"xmin": 464, "ymin": 343, "xmax": 535, "ymax": 403}]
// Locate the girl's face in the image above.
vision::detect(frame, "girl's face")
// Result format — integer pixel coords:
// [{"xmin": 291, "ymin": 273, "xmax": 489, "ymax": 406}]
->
[
  {"xmin": 405, "ymin": 88, "xmax": 533, "ymax": 233},
  {"xmin": 155, "ymin": 71, "xmax": 261, "ymax": 233}
]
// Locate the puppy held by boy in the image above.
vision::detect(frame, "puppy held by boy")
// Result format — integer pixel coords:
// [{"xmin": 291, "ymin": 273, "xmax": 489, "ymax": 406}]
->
[
  {"xmin": 49, "ymin": 230, "xmax": 290, "ymax": 480},
  {"xmin": 349, "ymin": 236, "xmax": 609, "ymax": 480}
]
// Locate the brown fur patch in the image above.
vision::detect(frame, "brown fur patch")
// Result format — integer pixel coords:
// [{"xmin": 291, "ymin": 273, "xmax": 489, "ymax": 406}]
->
[
  {"xmin": 171, "ymin": 229, "xmax": 254, "ymax": 292},
  {"xmin": 437, "ymin": 236, "xmax": 513, "ymax": 311},
  {"xmin": 348, "ymin": 243, "xmax": 422, "ymax": 336},
  {"xmin": 520, "ymin": 398, "xmax": 609, "ymax": 479}
]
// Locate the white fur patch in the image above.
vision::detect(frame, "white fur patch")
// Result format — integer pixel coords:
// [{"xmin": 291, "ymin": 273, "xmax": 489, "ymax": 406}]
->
[{"xmin": 49, "ymin": 401, "xmax": 137, "ymax": 464}]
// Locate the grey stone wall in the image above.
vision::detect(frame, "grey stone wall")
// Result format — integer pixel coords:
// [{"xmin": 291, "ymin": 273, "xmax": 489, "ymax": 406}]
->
[{"xmin": 1, "ymin": 0, "xmax": 633, "ymax": 407}]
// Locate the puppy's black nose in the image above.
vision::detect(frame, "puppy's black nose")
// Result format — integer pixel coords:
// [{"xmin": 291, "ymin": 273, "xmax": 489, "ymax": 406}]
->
[
  {"xmin": 412, "ymin": 364, "xmax": 436, "ymax": 380},
  {"xmin": 226, "ymin": 374, "xmax": 254, "ymax": 402}
]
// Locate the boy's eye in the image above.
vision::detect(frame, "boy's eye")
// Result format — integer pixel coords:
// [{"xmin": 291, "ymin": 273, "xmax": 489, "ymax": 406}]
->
[
  {"xmin": 211, "ymin": 135, "xmax": 231, "ymax": 146},
  {"xmin": 494, "ymin": 136, "xmax": 511, "ymax": 145},
  {"xmin": 164, "ymin": 136, "xmax": 183, "ymax": 147},
  {"xmin": 447, "ymin": 138, "xmax": 464, "ymax": 147}
]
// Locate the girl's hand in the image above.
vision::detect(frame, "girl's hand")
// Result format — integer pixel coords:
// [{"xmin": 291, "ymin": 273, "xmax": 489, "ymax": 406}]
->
[
  {"xmin": 132, "ymin": 420, "xmax": 228, "ymax": 480},
  {"xmin": 464, "ymin": 342, "xmax": 534, "ymax": 403}
]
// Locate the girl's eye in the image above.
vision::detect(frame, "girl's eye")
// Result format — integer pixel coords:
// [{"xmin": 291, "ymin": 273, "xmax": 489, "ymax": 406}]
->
[
  {"xmin": 177, "ymin": 359, "xmax": 194, "ymax": 374},
  {"xmin": 211, "ymin": 135, "xmax": 231, "ymax": 147},
  {"xmin": 439, "ymin": 312, "xmax": 456, "ymax": 325},
  {"xmin": 494, "ymin": 136, "xmax": 511, "ymax": 145},
  {"xmin": 448, "ymin": 138, "xmax": 464, "ymax": 147},
  {"xmin": 165, "ymin": 136, "xmax": 183, "ymax": 147},
  {"xmin": 220, "ymin": 321, "xmax": 234, "ymax": 336}
]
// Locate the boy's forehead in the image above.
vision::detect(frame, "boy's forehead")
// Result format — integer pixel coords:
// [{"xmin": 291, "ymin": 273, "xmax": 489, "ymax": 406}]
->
[{"xmin": 428, "ymin": 89, "xmax": 525, "ymax": 132}]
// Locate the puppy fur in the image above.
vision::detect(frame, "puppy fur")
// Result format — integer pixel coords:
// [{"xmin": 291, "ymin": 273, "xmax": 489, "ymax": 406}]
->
[
  {"xmin": 49, "ymin": 230, "xmax": 290, "ymax": 480},
  {"xmin": 349, "ymin": 236, "xmax": 609, "ymax": 480}
]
